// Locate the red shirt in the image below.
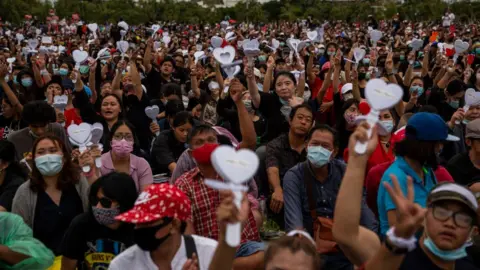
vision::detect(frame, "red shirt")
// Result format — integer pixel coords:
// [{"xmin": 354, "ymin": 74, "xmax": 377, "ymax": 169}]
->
[
  {"xmin": 365, "ymin": 161, "xmax": 454, "ymax": 217},
  {"xmin": 175, "ymin": 167, "xmax": 260, "ymax": 244},
  {"xmin": 64, "ymin": 108, "xmax": 82, "ymax": 129},
  {"xmin": 343, "ymin": 136, "xmax": 396, "ymax": 174}
]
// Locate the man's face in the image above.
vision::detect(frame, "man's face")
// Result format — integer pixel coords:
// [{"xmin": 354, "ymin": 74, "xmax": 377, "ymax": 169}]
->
[
  {"xmin": 174, "ymin": 56, "xmax": 184, "ymax": 68},
  {"xmin": 30, "ymin": 123, "xmax": 48, "ymax": 137},
  {"xmin": 190, "ymin": 131, "xmax": 218, "ymax": 150},
  {"xmin": 161, "ymin": 61, "xmax": 174, "ymax": 76},
  {"xmin": 426, "ymin": 201, "xmax": 474, "ymax": 251},
  {"xmin": 289, "ymin": 108, "xmax": 313, "ymax": 137},
  {"xmin": 307, "ymin": 130, "xmax": 336, "ymax": 155}
]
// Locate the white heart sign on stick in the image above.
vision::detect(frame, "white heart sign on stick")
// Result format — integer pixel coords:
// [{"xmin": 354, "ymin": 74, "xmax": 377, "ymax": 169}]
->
[
  {"xmin": 287, "ymin": 38, "xmax": 300, "ymax": 53},
  {"xmin": 271, "ymin": 39, "xmax": 280, "ymax": 50},
  {"xmin": 307, "ymin": 31, "xmax": 318, "ymax": 41},
  {"xmin": 88, "ymin": 23, "xmax": 98, "ymax": 33},
  {"xmin": 28, "ymin": 39, "xmax": 39, "ymax": 50},
  {"xmin": 162, "ymin": 35, "xmax": 171, "ymax": 46},
  {"xmin": 410, "ymin": 39, "xmax": 423, "ymax": 51},
  {"xmin": 91, "ymin": 122, "xmax": 104, "ymax": 168},
  {"xmin": 353, "ymin": 48, "xmax": 366, "ymax": 63},
  {"xmin": 213, "ymin": 46, "xmax": 235, "ymax": 65},
  {"xmin": 194, "ymin": 51, "xmax": 206, "ymax": 64},
  {"xmin": 454, "ymin": 39, "xmax": 469, "ymax": 54},
  {"xmin": 465, "ymin": 88, "xmax": 480, "ymax": 106},
  {"xmin": 145, "ymin": 105, "xmax": 160, "ymax": 120},
  {"xmin": 223, "ymin": 65, "xmax": 241, "ymax": 79},
  {"xmin": 355, "ymin": 79, "xmax": 403, "ymax": 155},
  {"xmin": 211, "ymin": 36, "xmax": 223, "ymax": 48},
  {"xmin": 206, "ymin": 145, "xmax": 259, "ymax": 247},
  {"xmin": 151, "ymin": 24, "xmax": 160, "ymax": 36},
  {"xmin": 370, "ymin": 30, "xmax": 383, "ymax": 42},
  {"xmin": 72, "ymin": 50, "xmax": 88, "ymax": 65},
  {"xmin": 67, "ymin": 123, "xmax": 93, "ymax": 172},
  {"xmin": 53, "ymin": 95, "xmax": 68, "ymax": 111}
]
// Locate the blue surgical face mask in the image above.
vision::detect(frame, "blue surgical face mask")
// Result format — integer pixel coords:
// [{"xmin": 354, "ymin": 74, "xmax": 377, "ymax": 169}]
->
[
  {"xmin": 363, "ymin": 58, "xmax": 370, "ymax": 65},
  {"xmin": 21, "ymin": 78, "xmax": 33, "ymax": 87},
  {"xmin": 34, "ymin": 154, "xmax": 64, "ymax": 176},
  {"xmin": 13, "ymin": 75, "xmax": 19, "ymax": 85},
  {"xmin": 410, "ymin": 85, "xmax": 424, "ymax": 97},
  {"xmin": 423, "ymin": 236, "xmax": 470, "ymax": 261},
  {"xmin": 380, "ymin": 120, "xmax": 394, "ymax": 134},
  {"xmin": 258, "ymin": 55, "xmax": 267, "ymax": 62},
  {"xmin": 448, "ymin": 100, "xmax": 460, "ymax": 109},
  {"xmin": 307, "ymin": 146, "xmax": 332, "ymax": 167},
  {"xmin": 59, "ymin": 68, "xmax": 69, "ymax": 76},
  {"xmin": 400, "ymin": 55, "xmax": 405, "ymax": 61},
  {"xmin": 280, "ymin": 42, "xmax": 285, "ymax": 47},
  {"xmin": 257, "ymin": 82, "xmax": 264, "ymax": 92}
]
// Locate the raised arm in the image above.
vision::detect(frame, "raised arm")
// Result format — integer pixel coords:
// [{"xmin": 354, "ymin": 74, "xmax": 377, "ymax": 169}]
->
[
  {"xmin": 403, "ymin": 52, "xmax": 414, "ymax": 87},
  {"xmin": 89, "ymin": 62, "xmax": 98, "ymax": 104},
  {"xmin": 332, "ymin": 49, "xmax": 342, "ymax": 93},
  {"xmin": 247, "ymin": 66, "xmax": 261, "ymax": 108},
  {"xmin": 143, "ymin": 38, "xmax": 153, "ymax": 74},
  {"xmin": 232, "ymin": 75, "xmax": 256, "ymax": 150},
  {"xmin": 333, "ymin": 123, "xmax": 381, "ymax": 266},
  {"xmin": 306, "ymin": 53, "xmax": 316, "ymax": 85},
  {"xmin": 421, "ymin": 44, "xmax": 430, "ymax": 78},
  {"xmin": 263, "ymin": 53, "xmax": 275, "ymax": 92},
  {"xmin": 129, "ymin": 61, "xmax": 143, "ymax": 101},
  {"xmin": 0, "ymin": 62, "xmax": 23, "ymax": 113},
  {"xmin": 215, "ymin": 61, "xmax": 224, "ymax": 91},
  {"xmin": 190, "ymin": 63, "xmax": 201, "ymax": 99}
]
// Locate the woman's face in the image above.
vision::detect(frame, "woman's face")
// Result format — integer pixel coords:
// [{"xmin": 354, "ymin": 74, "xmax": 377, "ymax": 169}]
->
[
  {"xmin": 379, "ymin": 110, "xmax": 394, "ymax": 122},
  {"xmin": 60, "ymin": 63, "xmax": 69, "ymax": 70},
  {"xmin": 112, "ymin": 124, "xmax": 134, "ymax": 143},
  {"xmin": 95, "ymin": 188, "xmax": 119, "ymax": 209},
  {"xmin": 173, "ymin": 122, "xmax": 193, "ymax": 143},
  {"xmin": 35, "ymin": 139, "xmax": 63, "ymax": 158},
  {"xmin": 345, "ymin": 104, "xmax": 359, "ymax": 116},
  {"xmin": 101, "ymin": 82, "xmax": 112, "ymax": 96},
  {"xmin": 48, "ymin": 83, "xmax": 63, "ymax": 96},
  {"xmin": 1, "ymin": 99, "xmax": 14, "ymax": 118},
  {"xmin": 410, "ymin": 78, "xmax": 424, "ymax": 88},
  {"xmin": 101, "ymin": 96, "xmax": 121, "ymax": 121},
  {"xmin": 275, "ymin": 75, "xmax": 295, "ymax": 100}
]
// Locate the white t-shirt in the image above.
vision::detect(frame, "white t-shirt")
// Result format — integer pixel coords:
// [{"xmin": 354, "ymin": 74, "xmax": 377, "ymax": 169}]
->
[{"xmin": 108, "ymin": 235, "xmax": 218, "ymax": 270}]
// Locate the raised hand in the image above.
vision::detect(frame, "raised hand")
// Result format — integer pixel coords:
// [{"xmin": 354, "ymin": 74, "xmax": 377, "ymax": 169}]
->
[
  {"xmin": 348, "ymin": 121, "xmax": 379, "ymax": 159},
  {"xmin": 383, "ymin": 175, "xmax": 426, "ymax": 238},
  {"xmin": 229, "ymin": 79, "xmax": 245, "ymax": 104},
  {"xmin": 385, "ymin": 52, "xmax": 394, "ymax": 73}
]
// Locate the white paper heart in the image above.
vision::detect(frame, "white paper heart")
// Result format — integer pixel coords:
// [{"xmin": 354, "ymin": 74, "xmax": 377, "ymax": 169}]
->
[
  {"xmin": 287, "ymin": 38, "xmax": 300, "ymax": 53},
  {"xmin": 242, "ymin": 39, "xmax": 260, "ymax": 57},
  {"xmin": 353, "ymin": 48, "xmax": 366, "ymax": 63},
  {"xmin": 410, "ymin": 39, "xmax": 423, "ymax": 51},
  {"xmin": 16, "ymin": 33, "xmax": 24, "ymax": 42},
  {"xmin": 365, "ymin": 79, "xmax": 404, "ymax": 110},
  {"xmin": 194, "ymin": 51, "xmax": 205, "ymax": 64},
  {"xmin": 162, "ymin": 32, "xmax": 169, "ymax": 37},
  {"xmin": 91, "ymin": 123, "xmax": 104, "ymax": 144},
  {"xmin": 213, "ymin": 46, "xmax": 235, "ymax": 65},
  {"xmin": 223, "ymin": 65, "xmax": 241, "ymax": 78},
  {"xmin": 454, "ymin": 39, "xmax": 469, "ymax": 54},
  {"xmin": 220, "ymin": 21, "xmax": 229, "ymax": 29},
  {"xmin": 117, "ymin": 41, "xmax": 129, "ymax": 53},
  {"xmin": 225, "ymin": 32, "xmax": 236, "ymax": 41},
  {"xmin": 162, "ymin": 36, "xmax": 171, "ymax": 45},
  {"xmin": 465, "ymin": 88, "xmax": 480, "ymax": 106},
  {"xmin": 145, "ymin": 105, "xmax": 160, "ymax": 120},
  {"xmin": 211, "ymin": 145, "xmax": 259, "ymax": 184},
  {"xmin": 151, "ymin": 24, "xmax": 160, "ymax": 35},
  {"xmin": 28, "ymin": 39, "xmax": 39, "ymax": 49},
  {"xmin": 48, "ymin": 45, "xmax": 58, "ymax": 52},
  {"xmin": 211, "ymin": 36, "xmax": 223, "ymax": 48},
  {"xmin": 272, "ymin": 39, "xmax": 280, "ymax": 49},
  {"xmin": 96, "ymin": 47, "xmax": 110, "ymax": 60},
  {"xmin": 5, "ymin": 30, "xmax": 11, "ymax": 37},
  {"xmin": 72, "ymin": 50, "xmax": 88, "ymax": 64},
  {"xmin": 67, "ymin": 123, "xmax": 92, "ymax": 145},
  {"xmin": 54, "ymin": 95, "xmax": 68, "ymax": 105},
  {"xmin": 6, "ymin": 58, "xmax": 15, "ymax": 64},
  {"xmin": 118, "ymin": 21, "xmax": 129, "ymax": 31},
  {"xmin": 370, "ymin": 30, "xmax": 383, "ymax": 42},
  {"xmin": 297, "ymin": 41, "xmax": 309, "ymax": 53},
  {"xmin": 120, "ymin": 30, "xmax": 127, "ymax": 37},
  {"xmin": 307, "ymin": 31, "xmax": 318, "ymax": 41},
  {"xmin": 39, "ymin": 46, "xmax": 48, "ymax": 54},
  {"xmin": 87, "ymin": 23, "xmax": 98, "ymax": 33}
]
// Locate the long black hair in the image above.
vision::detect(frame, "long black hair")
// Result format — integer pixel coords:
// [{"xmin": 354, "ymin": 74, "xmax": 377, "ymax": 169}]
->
[
  {"xmin": 108, "ymin": 119, "xmax": 142, "ymax": 156},
  {"xmin": 0, "ymin": 140, "xmax": 27, "ymax": 179},
  {"xmin": 89, "ymin": 172, "xmax": 138, "ymax": 213}
]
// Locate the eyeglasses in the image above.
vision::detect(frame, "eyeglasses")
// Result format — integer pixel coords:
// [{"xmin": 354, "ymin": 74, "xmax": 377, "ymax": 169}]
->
[
  {"xmin": 92, "ymin": 196, "xmax": 114, "ymax": 208},
  {"xmin": 113, "ymin": 133, "xmax": 134, "ymax": 142},
  {"xmin": 431, "ymin": 205, "xmax": 473, "ymax": 228}
]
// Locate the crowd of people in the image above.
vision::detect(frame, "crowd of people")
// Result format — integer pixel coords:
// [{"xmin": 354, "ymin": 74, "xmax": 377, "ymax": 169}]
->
[{"xmin": 0, "ymin": 7, "xmax": 479, "ymax": 270}]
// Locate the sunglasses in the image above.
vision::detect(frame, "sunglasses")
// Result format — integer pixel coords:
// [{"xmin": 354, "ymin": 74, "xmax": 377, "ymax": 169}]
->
[{"xmin": 92, "ymin": 196, "xmax": 114, "ymax": 208}]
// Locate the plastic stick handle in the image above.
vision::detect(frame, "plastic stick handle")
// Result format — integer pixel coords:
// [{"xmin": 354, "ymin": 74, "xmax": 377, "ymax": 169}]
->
[
  {"xmin": 95, "ymin": 157, "xmax": 102, "ymax": 168},
  {"xmin": 354, "ymin": 113, "xmax": 378, "ymax": 155},
  {"xmin": 226, "ymin": 190, "xmax": 242, "ymax": 247},
  {"xmin": 247, "ymin": 56, "xmax": 254, "ymax": 67},
  {"xmin": 79, "ymin": 145, "xmax": 91, "ymax": 173}
]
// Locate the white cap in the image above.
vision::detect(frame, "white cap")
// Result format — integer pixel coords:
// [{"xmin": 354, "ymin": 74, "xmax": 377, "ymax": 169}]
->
[{"xmin": 341, "ymin": 83, "xmax": 353, "ymax": 94}]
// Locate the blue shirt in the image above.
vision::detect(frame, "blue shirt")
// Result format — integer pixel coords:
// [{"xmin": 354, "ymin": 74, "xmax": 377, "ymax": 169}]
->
[
  {"xmin": 283, "ymin": 160, "xmax": 377, "ymax": 235},
  {"xmin": 377, "ymin": 156, "xmax": 437, "ymax": 235}
]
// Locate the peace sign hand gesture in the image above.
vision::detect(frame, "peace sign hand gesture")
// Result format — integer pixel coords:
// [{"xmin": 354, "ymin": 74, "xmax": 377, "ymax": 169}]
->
[{"xmin": 383, "ymin": 175, "xmax": 426, "ymax": 239}]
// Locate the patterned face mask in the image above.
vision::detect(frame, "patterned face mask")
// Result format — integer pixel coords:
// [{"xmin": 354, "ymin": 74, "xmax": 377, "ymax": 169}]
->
[{"xmin": 92, "ymin": 206, "xmax": 120, "ymax": 226}]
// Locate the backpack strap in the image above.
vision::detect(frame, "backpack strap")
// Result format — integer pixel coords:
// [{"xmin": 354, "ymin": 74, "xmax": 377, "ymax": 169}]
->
[
  {"xmin": 184, "ymin": 235, "xmax": 199, "ymax": 264},
  {"xmin": 303, "ymin": 161, "xmax": 317, "ymax": 220}
]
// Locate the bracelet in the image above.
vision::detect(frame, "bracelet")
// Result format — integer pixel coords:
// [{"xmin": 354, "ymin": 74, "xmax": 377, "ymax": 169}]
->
[{"xmin": 386, "ymin": 227, "xmax": 417, "ymax": 252}]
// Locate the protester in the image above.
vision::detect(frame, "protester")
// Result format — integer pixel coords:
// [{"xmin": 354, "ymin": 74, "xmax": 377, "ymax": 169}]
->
[{"xmin": 0, "ymin": 140, "xmax": 27, "ymax": 212}]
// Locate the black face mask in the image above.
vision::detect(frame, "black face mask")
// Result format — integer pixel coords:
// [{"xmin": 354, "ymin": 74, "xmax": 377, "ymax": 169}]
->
[{"xmin": 134, "ymin": 218, "xmax": 172, "ymax": 251}]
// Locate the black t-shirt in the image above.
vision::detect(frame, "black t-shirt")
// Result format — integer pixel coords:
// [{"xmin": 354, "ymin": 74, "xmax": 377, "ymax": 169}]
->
[
  {"xmin": 400, "ymin": 245, "xmax": 478, "ymax": 270},
  {"xmin": 124, "ymin": 93, "xmax": 153, "ymax": 153},
  {"xmin": 61, "ymin": 212, "xmax": 134, "ymax": 270},
  {"xmin": 33, "ymin": 184, "xmax": 84, "ymax": 255},
  {"xmin": 447, "ymin": 152, "xmax": 480, "ymax": 186},
  {"xmin": 0, "ymin": 171, "xmax": 25, "ymax": 211},
  {"xmin": 0, "ymin": 115, "xmax": 27, "ymax": 140},
  {"xmin": 256, "ymin": 92, "xmax": 290, "ymax": 143},
  {"xmin": 152, "ymin": 129, "xmax": 187, "ymax": 175}
]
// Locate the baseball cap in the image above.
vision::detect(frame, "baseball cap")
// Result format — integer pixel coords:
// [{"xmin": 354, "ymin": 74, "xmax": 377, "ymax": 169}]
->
[
  {"xmin": 405, "ymin": 112, "xmax": 459, "ymax": 142},
  {"xmin": 341, "ymin": 83, "xmax": 353, "ymax": 94},
  {"xmin": 428, "ymin": 183, "xmax": 478, "ymax": 214},
  {"xmin": 466, "ymin": 119, "xmax": 480, "ymax": 139},
  {"xmin": 115, "ymin": 184, "xmax": 191, "ymax": 224}
]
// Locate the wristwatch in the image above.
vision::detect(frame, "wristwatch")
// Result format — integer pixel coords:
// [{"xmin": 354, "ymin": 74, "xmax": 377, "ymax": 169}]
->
[{"xmin": 384, "ymin": 238, "xmax": 409, "ymax": 255}]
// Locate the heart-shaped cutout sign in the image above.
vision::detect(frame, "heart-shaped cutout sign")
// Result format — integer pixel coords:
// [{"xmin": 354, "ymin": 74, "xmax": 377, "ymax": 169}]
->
[
  {"xmin": 370, "ymin": 30, "xmax": 383, "ymax": 42},
  {"xmin": 365, "ymin": 79, "xmax": 404, "ymax": 110},
  {"xmin": 54, "ymin": 95, "xmax": 68, "ymax": 105},
  {"xmin": 145, "ymin": 105, "xmax": 160, "ymax": 120},
  {"xmin": 48, "ymin": 45, "xmax": 58, "ymax": 52},
  {"xmin": 410, "ymin": 39, "xmax": 423, "ymax": 51},
  {"xmin": 272, "ymin": 39, "xmax": 280, "ymax": 49},
  {"xmin": 16, "ymin": 34, "xmax": 24, "ymax": 42},
  {"xmin": 213, "ymin": 46, "xmax": 235, "ymax": 65},
  {"xmin": 67, "ymin": 123, "xmax": 92, "ymax": 145},
  {"xmin": 225, "ymin": 32, "xmax": 236, "ymax": 41},
  {"xmin": 91, "ymin": 123, "xmax": 104, "ymax": 144},
  {"xmin": 287, "ymin": 38, "xmax": 300, "ymax": 52},
  {"xmin": 211, "ymin": 145, "xmax": 259, "ymax": 184},
  {"xmin": 162, "ymin": 36, "xmax": 171, "ymax": 45},
  {"xmin": 354, "ymin": 48, "xmax": 366, "ymax": 63},
  {"xmin": 211, "ymin": 36, "xmax": 223, "ymax": 48},
  {"xmin": 223, "ymin": 65, "xmax": 241, "ymax": 78},
  {"xmin": 88, "ymin": 23, "xmax": 98, "ymax": 33},
  {"xmin": 307, "ymin": 31, "xmax": 318, "ymax": 41},
  {"xmin": 242, "ymin": 39, "xmax": 260, "ymax": 57},
  {"xmin": 117, "ymin": 41, "xmax": 129, "ymax": 53},
  {"xmin": 297, "ymin": 41, "xmax": 309, "ymax": 53},
  {"xmin": 465, "ymin": 88, "xmax": 480, "ymax": 106},
  {"xmin": 58, "ymin": 45, "xmax": 66, "ymax": 53},
  {"xmin": 454, "ymin": 39, "xmax": 469, "ymax": 54},
  {"xmin": 6, "ymin": 58, "xmax": 15, "ymax": 64},
  {"xmin": 151, "ymin": 24, "xmax": 160, "ymax": 35},
  {"xmin": 72, "ymin": 50, "xmax": 89, "ymax": 64},
  {"xmin": 118, "ymin": 21, "xmax": 129, "ymax": 31},
  {"xmin": 39, "ymin": 46, "xmax": 48, "ymax": 54},
  {"xmin": 28, "ymin": 39, "xmax": 39, "ymax": 49},
  {"xmin": 194, "ymin": 51, "xmax": 205, "ymax": 63}
]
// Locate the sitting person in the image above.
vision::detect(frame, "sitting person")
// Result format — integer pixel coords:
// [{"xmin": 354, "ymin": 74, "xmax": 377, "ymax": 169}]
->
[
  {"xmin": 0, "ymin": 141, "xmax": 27, "ymax": 212},
  {"xmin": 12, "ymin": 135, "xmax": 89, "ymax": 255},
  {"xmin": 60, "ymin": 172, "xmax": 138, "ymax": 270}
]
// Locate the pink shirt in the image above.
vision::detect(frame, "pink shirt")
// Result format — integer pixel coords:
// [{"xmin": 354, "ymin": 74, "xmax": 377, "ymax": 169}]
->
[{"xmin": 100, "ymin": 152, "xmax": 153, "ymax": 192}]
